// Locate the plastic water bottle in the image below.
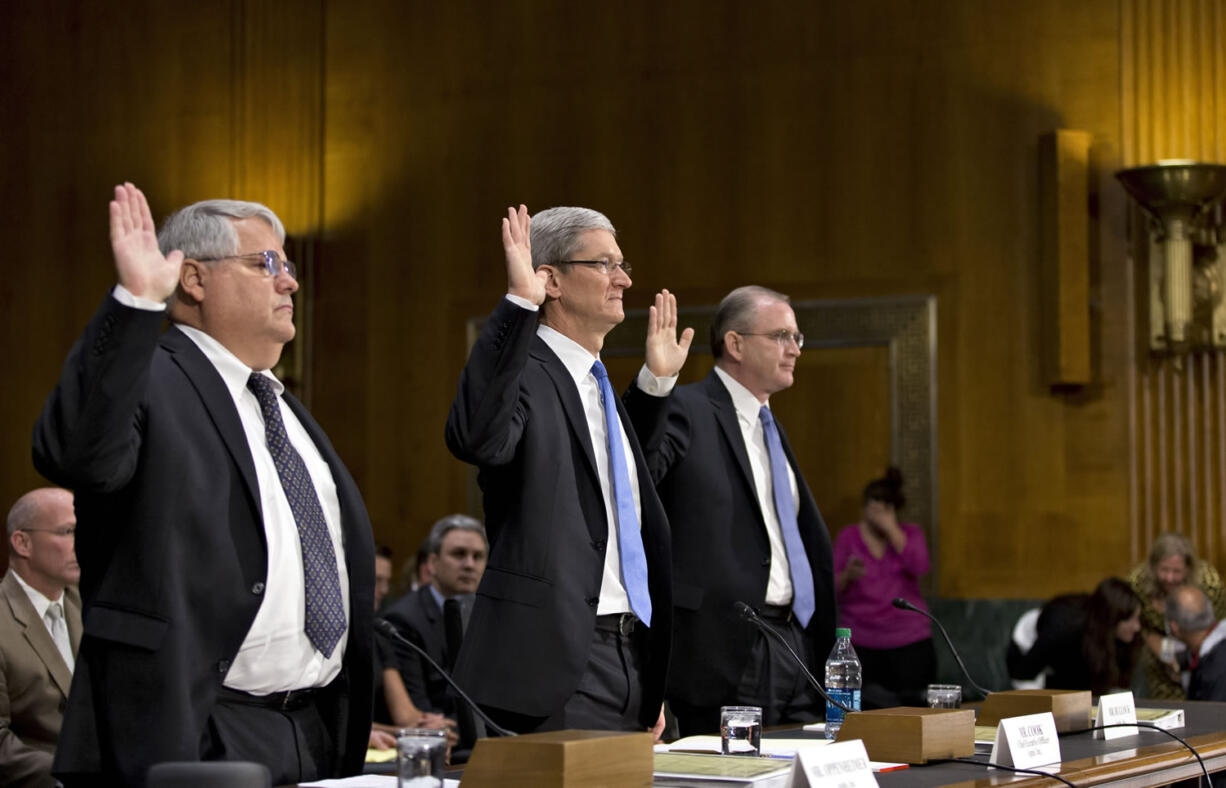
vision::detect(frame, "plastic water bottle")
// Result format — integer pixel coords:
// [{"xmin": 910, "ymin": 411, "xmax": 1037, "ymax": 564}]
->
[{"xmin": 824, "ymin": 627, "xmax": 862, "ymax": 739}]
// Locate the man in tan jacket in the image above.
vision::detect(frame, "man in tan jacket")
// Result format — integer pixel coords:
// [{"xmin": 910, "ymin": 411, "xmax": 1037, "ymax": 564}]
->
[{"xmin": 1, "ymin": 488, "xmax": 81, "ymax": 788}]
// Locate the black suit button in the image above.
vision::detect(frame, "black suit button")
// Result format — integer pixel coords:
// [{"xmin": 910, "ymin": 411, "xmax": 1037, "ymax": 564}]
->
[
  {"xmin": 251, "ymin": 581, "xmax": 265, "ymax": 595},
  {"xmin": 591, "ymin": 539, "xmax": 606, "ymax": 551},
  {"xmin": 217, "ymin": 659, "xmax": 231, "ymax": 674},
  {"xmin": 586, "ymin": 596, "xmax": 599, "ymax": 607},
  {"xmin": 761, "ymin": 558, "xmax": 771, "ymax": 567}
]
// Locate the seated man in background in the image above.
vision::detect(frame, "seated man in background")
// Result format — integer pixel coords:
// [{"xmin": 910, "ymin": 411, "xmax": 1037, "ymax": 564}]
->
[
  {"xmin": 370, "ymin": 545, "xmax": 452, "ymax": 747},
  {"xmin": 383, "ymin": 515, "xmax": 488, "ymax": 716},
  {"xmin": 1, "ymin": 488, "xmax": 81, "ymax": 788},
  {"xmin": 1166, "ymin": 584, "xmax": 1226, "ymax": 702}
]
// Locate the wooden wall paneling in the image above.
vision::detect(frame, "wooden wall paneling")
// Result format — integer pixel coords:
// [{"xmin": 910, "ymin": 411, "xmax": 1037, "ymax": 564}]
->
[
  {"xmin": 1040, "ymin": 129, "xmax": 1093, "ymax": 387},
  {"xmin": 1122, "ymin": 0, "xmax": 1226, "ymax": 571}
]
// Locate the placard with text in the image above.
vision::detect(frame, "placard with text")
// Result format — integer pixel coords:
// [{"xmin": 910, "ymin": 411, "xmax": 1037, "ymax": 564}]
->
[{"xmin": 990, "ymin": 712, "xmax": 1061, "ymax": 769}]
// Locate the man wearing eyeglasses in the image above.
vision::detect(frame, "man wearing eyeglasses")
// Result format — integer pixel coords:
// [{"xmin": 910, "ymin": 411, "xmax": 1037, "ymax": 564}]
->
[
  {"xmin": 446, "ymin": 205, "xmax": 691, "ymax": 735},
  {"xmin": 1, "ymin": 487, "xmax": 80, "ymax": 787},
  {"xmin": 33, "ymin": 184, "xmax": 374, "ymax": 786},
  {"xmin": 624, "ymin": 285, "xmax": 836, "ymax": 736}
]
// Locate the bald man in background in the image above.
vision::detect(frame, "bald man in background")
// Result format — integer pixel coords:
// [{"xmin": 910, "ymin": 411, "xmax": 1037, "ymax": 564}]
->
[{"xmin": 1, "ymin": 488, "xmax": 81, "ymax": 787}]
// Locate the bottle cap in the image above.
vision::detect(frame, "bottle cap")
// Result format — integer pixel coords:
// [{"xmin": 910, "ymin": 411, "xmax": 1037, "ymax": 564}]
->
[{"xmin": 836, "ymin": 627, "xmax": 851, "ymax": 637}]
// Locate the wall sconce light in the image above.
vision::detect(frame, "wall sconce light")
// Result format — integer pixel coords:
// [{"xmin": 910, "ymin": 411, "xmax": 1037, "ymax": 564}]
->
[{"xmin": 1116, "ymin": 161, "xmax": 1226, "ymax": 354}]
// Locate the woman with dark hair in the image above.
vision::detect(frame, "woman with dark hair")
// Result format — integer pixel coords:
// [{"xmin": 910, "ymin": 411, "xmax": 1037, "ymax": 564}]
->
[
  {"xmin": 833, "ymin": 466, "xmax": 935, "ymax": 707},
  {"xmin": 1007, "ymin": 577, "xmax": 1142, "ymax": 695}
]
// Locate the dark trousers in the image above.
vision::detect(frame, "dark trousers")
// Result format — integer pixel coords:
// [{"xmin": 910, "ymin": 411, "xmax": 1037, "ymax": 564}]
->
[
  {"xmin": 856, "ymin": 637, "xmax": 937, "ymax": 709},
  {"xmin": 483, "ymin": 616, "xmax": 648, "ymax": 734},
  {"xmin": 200, "ymin": 688, "xmax": 337, "ymax": 786},
  {"xmin": 671, "ymin": 610, "xmax": 821, "ymax": 737}
]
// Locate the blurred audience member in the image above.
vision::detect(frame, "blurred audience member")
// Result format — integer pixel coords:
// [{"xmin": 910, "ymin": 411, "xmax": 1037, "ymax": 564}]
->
[
  {"xmin": 374, "ymin": 544, "xmax": 394, "ymax": 613},
  {"xmin": 1, "ymin": 488, "xmax": 81, "ymax": 788},
  {"xmin": 1007, "ymin": 577, "xmax": 1142, "ymax": 696},
  {"xmin": 833, "ymin": 466, "xmax": 933, "ymax": 707},
  {"xmin": 390, "ymin": 536, "xmax": 434, "ymax": 604},
  {"xmin": 370, "ymin": 545, "xmax": 455, "ymax": 746},
  {"xmin": 1166, "ymin": 584, "xmax": 1226, "ymax": 701},
  {"xmin": 384, "ymin": 515, "xmax": 487, "ymax": 717},
  {"xmin": 1128, "ymin": 533, "xmax": 1226, "ymax": 698}
]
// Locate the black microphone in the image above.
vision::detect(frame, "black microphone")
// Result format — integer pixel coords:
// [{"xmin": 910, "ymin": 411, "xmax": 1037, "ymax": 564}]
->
[
  {"xmin": 891, "ymin": 597, "xmax": 992, "ymax": 698},
  {"xmin": 734, "ymin": 601, "xmax": 853, "ymax": 714},
  {"xmin": 375, "ymin": 618, "xmax": 517, "ymax": 737}
]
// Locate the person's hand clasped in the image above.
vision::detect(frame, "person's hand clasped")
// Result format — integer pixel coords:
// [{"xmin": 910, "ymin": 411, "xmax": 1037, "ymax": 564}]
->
[
  {"xmin": 645, "ymin": 289, "xmax": 694, "ymax": 378},
  {"xmin": 110, "ymin": 183, "xmax": 183, "ymax": 302}
]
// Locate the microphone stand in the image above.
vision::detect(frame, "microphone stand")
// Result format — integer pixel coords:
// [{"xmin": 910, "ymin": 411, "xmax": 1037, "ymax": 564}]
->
[
  {"xmin": 375, "ymin": 618, "xmax": 517, "ymax": 737},
  {"xmin": 891, "ymin": 597, "xmax": 992, "ymax": 698},
  {"xmin": 734, "ymin": 602, "xmax": 853, "ymax": 714}
]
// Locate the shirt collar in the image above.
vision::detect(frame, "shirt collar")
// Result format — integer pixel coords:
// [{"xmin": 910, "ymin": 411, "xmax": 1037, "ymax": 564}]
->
[
  {"xmin": 714, "ymin": 365, "xmax": 770, "ymax": 426},
  {"xmin": 1200, "ymin": 618, "xmax": 1226, "ymax": 659},
  {"xmin": 537, "ymin": 323, "xmax": 601, "ymax": 386},
  {"xmin": 175, "ymin": 324, "xmax": 285, "ymax": 399},
  {"xmin": 428, "ymin": 584, "xmax": 447, "ymax": 612},
  {"xmin": 10, "ymin": 568, "xmax": 61, "ymax": 619}
]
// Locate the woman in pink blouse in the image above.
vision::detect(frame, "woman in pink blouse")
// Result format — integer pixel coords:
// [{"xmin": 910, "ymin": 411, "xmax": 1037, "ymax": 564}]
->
[{"xmin": 833, "ymin": 466, "xmax": 935, "ymax": 707}]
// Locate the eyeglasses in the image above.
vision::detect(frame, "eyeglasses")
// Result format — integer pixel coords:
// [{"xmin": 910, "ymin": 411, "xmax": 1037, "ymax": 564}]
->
[
  {"xmin": 196, "ymin": 250, "xmax": 297, "ymax": 280},
  {"xmin": 19, "ymin": 527, "xmax": 76, "ymax": 538},
  {"xmin": 737, "ymin": 329, "xmax": 804, "ymax": 349},
  {"xmin": 555, "ymin": 259, "xmax": 632, "ymax": 276}
]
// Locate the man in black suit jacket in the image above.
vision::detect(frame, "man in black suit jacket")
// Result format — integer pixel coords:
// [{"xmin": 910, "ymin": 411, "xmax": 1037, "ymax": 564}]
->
[
  {"xmin": 33, "ymin": 184, "xmax": 374, "ymax": 786},
  {"xmin": 383, "ymin": 513, "xmax": 488, "ymax": 714},
  {"xmin": 625, "ymin": 285, "xmax": 836, "ymax": 736},
  {"xmin": 446, "ymin": 205, "xmax": 692, "ymax": 735}
]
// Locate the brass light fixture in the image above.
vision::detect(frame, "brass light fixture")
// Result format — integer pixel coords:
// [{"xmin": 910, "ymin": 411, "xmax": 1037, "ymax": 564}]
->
[{"xmin": 1116, "ymin": 161, "xmax": 1226, "ymax": 353}]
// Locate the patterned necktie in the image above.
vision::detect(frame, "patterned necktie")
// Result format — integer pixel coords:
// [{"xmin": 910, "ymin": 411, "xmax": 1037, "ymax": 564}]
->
[
  {"xmin": 591, "ymin": 360, "xmax": 652, "ymax": 626},
  {"xmin": 248, "ymin": 373, "xmax": 347, "ymax": 658},
  {"xmin": 759, "ymin": 405, "xmax": 815, "ymax": 627},
  {"xmin": 45, "ymin": 601, "xmax": 74, "ymax": 671}
]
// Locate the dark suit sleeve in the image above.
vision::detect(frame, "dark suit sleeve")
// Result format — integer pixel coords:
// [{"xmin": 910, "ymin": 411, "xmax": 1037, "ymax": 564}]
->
[
  {"xmin": 622, "ymin": 384, "xmax": 691, "ymax": 484},
  {"xmin": 33, "ymin": 295, "xmax": 165, "ymax": 493},
  {"xmin": 445, "ymin": 298, "xmax": 539, "ymax": 467},
  {"xmin": 1193, "ymin": 646, "xmax": 1226, "ymax": 701}
]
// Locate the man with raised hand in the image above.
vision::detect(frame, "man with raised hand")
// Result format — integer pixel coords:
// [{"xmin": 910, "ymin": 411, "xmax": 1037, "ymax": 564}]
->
[
  {"xmin": 33, "ymin": 184, "xmax": 374, "ymax": 785},
  {"xmin": 625, "ymin": 285, "xmax": 836, "ymax": 736},
  {"xmin": 445, "ymin": 205, "xmax": 691, "ymax": 735}
]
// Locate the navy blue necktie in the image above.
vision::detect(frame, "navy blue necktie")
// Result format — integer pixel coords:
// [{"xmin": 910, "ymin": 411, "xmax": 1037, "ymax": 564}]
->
[
  {"xmin": 759, "ymin": 405, "xmax": 815, "ymax": 627},
  {"xmin": 248, "ymin": 373, "xmax": 347, "ymax": 657},
  {"xmin": 591, "ymin": 360, "xmax": 652, "ymax": 626}
]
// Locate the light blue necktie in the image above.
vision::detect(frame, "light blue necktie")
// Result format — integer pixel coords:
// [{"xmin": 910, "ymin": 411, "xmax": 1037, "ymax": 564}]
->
[
  {"xmin": 591, "ymin": 360, "xmax": 652, "ymax": 626},
  {"xmin": 249, "ymin": 373, "xmax": 347, "ymax": 657},
  {"xmin": 759, "ymin": 405, "xmax": 815, "ymax": 627}
]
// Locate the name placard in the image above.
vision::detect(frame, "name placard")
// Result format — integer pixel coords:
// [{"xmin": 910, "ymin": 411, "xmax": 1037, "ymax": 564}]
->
[
  {"xmin": 990, "ymin": 712, "xmax": 1061, "ymax": 769},
  {"xmin": 1094, "ymin": 691, "xmax": 1138, "ymax": 740},
  {"xmin": 792, "ymin": 738, "xmax": 878, "ymax": 788}
]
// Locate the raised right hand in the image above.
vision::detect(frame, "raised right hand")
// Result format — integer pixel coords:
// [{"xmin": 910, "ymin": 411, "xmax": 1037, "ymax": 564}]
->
[
  {"xmin": 503, "ymin": 204, "xmax": 546, "ymax": 305},
  {"xmin": 110, "ymin": 182, "xmax": 183, "ymax": 301}
]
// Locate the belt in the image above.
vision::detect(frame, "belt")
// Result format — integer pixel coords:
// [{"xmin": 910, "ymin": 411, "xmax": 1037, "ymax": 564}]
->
[
  {"xmin": 217, "ymin": 685, "xmax": 323, "ymax": 712},
  {"xmin": 594, "ymin": 612, "xmax": 639, "ymax": 636},
  {"xmin": 757, "ymin": 604, "xmax": 795, "ymax": 624}
]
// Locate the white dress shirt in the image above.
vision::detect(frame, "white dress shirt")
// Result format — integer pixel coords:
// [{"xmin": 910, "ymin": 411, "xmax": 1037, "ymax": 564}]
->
[
  {"xmin": 110, "ymin": 285, "xmax": 349, "ymax": 692},
  {"xmin": 713, "ymin": 366, "xmax": 800, "ymax": 606}
]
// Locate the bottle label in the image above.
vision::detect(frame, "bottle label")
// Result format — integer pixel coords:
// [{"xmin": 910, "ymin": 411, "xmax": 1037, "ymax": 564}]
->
[{"xmin": 825, "ymin": 688, "xmax": 861, "ymax": 726}]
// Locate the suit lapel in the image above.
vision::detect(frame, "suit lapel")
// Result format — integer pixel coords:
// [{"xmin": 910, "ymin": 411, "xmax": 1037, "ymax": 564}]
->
[
  {"xmin": 702, "ymin": 372, "xmax": 759, "ymax": 502},
  {"xmin": 1, "ymin": 572, "xmax": 73, "ymax": 697},
  {"xmin": 532, "ymin": 338, "xmax": 600, "ymax": 481},
  {"xmin": 160, "ymin": 327, "xmax": 263, "ymax": 520}
]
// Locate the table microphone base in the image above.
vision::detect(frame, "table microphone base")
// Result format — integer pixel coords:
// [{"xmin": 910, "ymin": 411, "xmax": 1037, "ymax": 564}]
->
[
  {"xmin": 836, "ymin": 707, "xmax": 976, "ymax": 764},
  {"xmin": 462, "ymin": 729, "xmax": 653, "ymax": 787},
  {"xmin": 977, "ymin": 689, "xmax": 1093, "ymax": 733}
]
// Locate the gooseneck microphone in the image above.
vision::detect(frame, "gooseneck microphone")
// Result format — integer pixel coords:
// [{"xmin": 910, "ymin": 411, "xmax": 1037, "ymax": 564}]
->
[
  {"xmin": 734, "ymin": 601, "xmax": 853, "ymax": 714},
  {"xmin": 375, "ymin": 618, "xmax": 517, "ymax": 737},
  {"xmin": 890, "ymin": 597, "xmax": 992, "ymax": 698}
]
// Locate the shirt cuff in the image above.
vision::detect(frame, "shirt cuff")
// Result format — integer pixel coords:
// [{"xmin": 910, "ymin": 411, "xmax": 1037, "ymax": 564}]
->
[
  {"xmin": 112, "ymin": 284, "xmax": 168, "ymax": 312},
  {"xmin": 636, "ymin": 364, "xmax": 677, "ymax": 397},
  {"xmin": 504, "ymin": 293, "xmax": 540, "ymax": 312}
]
